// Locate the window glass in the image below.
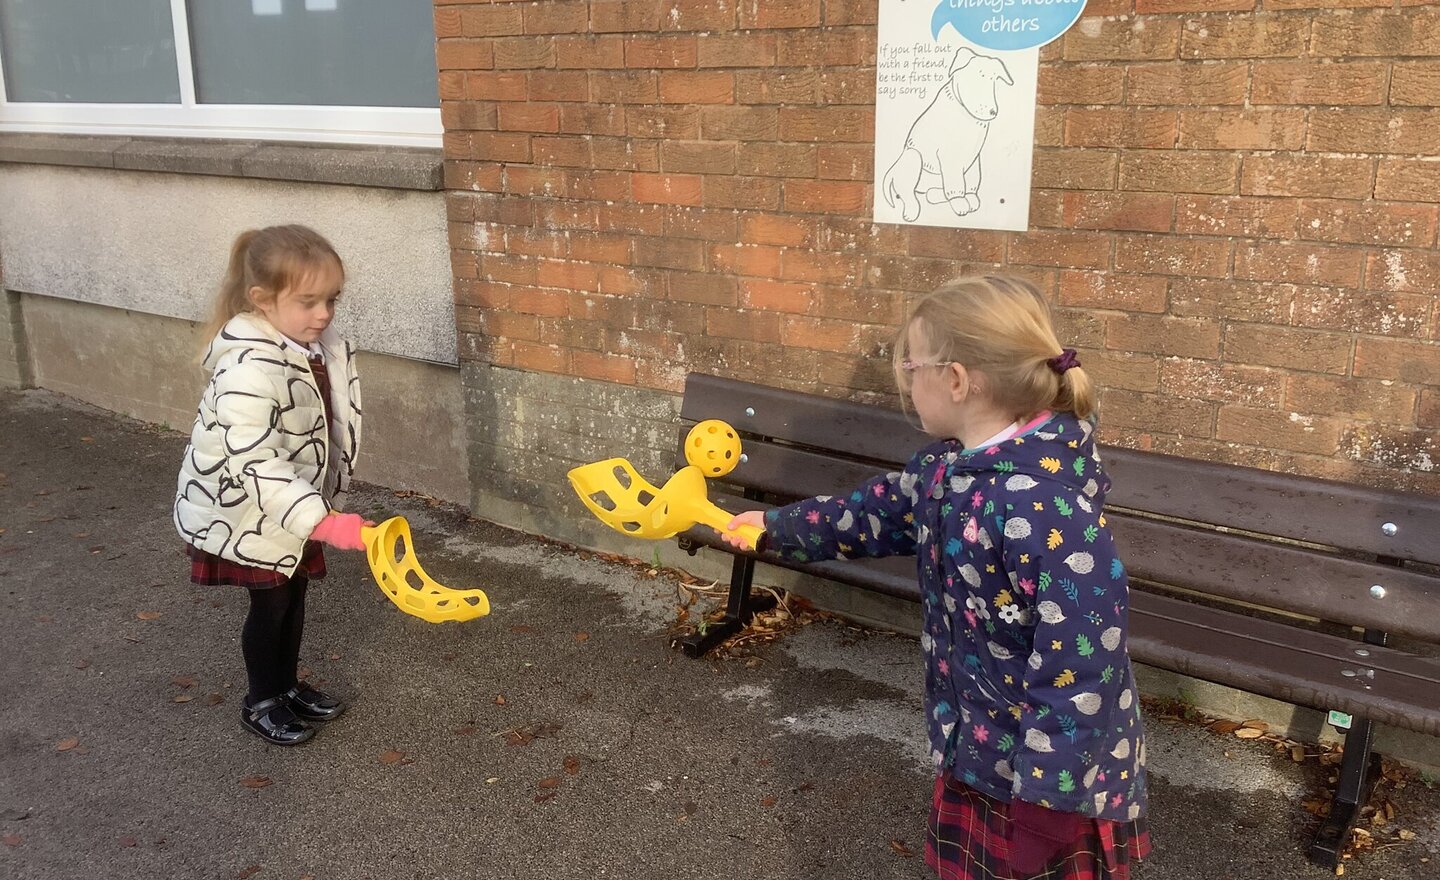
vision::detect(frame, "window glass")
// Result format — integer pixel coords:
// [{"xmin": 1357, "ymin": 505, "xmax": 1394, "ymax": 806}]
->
[
  {"xmin": 188, "ymin": 0, "xmax": 439, "ymax": 107},
  {"xmin": 0, "ymin": 0, "xmax": 181, "ymax": 103}
]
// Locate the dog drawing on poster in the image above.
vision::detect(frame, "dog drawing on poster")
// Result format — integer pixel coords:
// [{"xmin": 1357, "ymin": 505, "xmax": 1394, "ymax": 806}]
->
[{"xmin": 881, "ymin": 46, "xmax": 1013, "ymax": 223}]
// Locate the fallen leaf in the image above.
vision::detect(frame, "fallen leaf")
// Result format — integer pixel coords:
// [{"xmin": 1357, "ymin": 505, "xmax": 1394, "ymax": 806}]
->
[
  {"xmin": 574, "ymin": 632, "xmax": 590, "ymax": 643},
  {"xmin": 296, "ymin": 667, "xmax": 311, "ymax": 681},
  {"xmin": 760, "ymin": 795, "xmax": 777, "ymax": 807},
  {"xmin": 485, "ymin": 777, "xmax": 500, "ymax": 784},
  {"xmin": 1291, "ymin": 744, "xmax": 1306, "ymax": 763},
  {"xmin": 1209, "ymin": 720, "xmax": 1242, "ymax": 735},
  {"xmin": 56, "ymin": 737, "xmax": 79, "ymax": 752},
  {"xmin": 494, "ymin": 694, "xmax": 507, "ymax": 706},
  {"xmin": 240, "ymin": 775, "xmax": 273, "ymax": 789},
  {"xmin": 563, "ymin": 755, "xmax": 581, "ymax": 775},
  {"xmin": 118, "ymin": 835, "xmax": 138, "ymax": 848},
  {"xmin": 328, "ymin": 653, "xmax": 342, "ymax": 661},
  {"xmin": 534, "ymin": 792, "xmax": 556, "ymax": 803},
  {"xmin": 74, "ymin": 659, "xmax": 91, "ymax": 670},
  {"xmin": 206, "ymin": 693, "xmax": 225, "ymax": 706},
  {"xmin": 35, "ymin": 615, "xmax": 54, "ymax": 623},
  {"xmin": 89, "ymin": 546, "xmax": 105, "ymax": 554},
  {"xmin": 136, "ymin": 611, "xmax": 161, "ymax": 621},
  {"xmin": 538, "ymin": 776, "xmax": 562, "ymax": 789},
  {"xmin": 1399, "ymin": 829, "xmax": 1417, "ymax": 841},
  {"xmin": 172, "ymin": 694, "xmax": 193, "ymax": 703},
  {"xmin": 890, "ymin": 839, "xmax": 915, "ymax": 857},
  {"xmin": 455, "ymin": 725, "xmax": 478, "ymax": 736},
  {"xmin": 237, "ymin": 867, "xmax": 261, "ymax": 879},
  {"xmin": 1240, "ymin": 719, "xmax": 1268, "ymax": 731},
  {"xmin": 2, "ymin": 833, "xmax": 21, "ymax": 847},
  {"xmin": 378, "ymin": 749, "xmax": 406, "ymax": 765},
  {"xmin": 510, "ymin": 624, "xmax": 534, "ymax": 634},
  {"xmin": 172, "ymin": 674, "xmax": 196, "ymax": 688},
  {"xmin": 80, "ymin": 436, "xmax": 94, "ymax": 443},
  {"xmin": 1234, "ymin": 728, "xmax": 1265, "ymax": 740}
]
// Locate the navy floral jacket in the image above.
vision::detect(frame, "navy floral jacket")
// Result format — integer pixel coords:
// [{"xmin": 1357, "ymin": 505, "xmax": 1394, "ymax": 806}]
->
[{"xmin": 764, "ymin": 412, "xmax": 1148, "ymax": 822}]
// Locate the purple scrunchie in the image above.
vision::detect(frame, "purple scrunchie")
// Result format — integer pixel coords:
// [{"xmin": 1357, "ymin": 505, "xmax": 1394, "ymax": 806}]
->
[{"xmin": 1047, "ymin": 348, "xmax": 1081, "ymax": 375}]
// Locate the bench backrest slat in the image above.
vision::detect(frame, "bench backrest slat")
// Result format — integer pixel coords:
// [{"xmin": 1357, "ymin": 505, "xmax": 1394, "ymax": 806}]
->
[
  {"xmin": 681, "ymin": 373, "xmax": 928, "ymax": 465},
  {"xmin": 1111, "ymin": 514, "xmax": 1440, "ymax": 643},
  {"xmin": 1102, "ymin": 448, "xmax": 1440, "ymax": 567},
  {"xmin": 684, "ymin": 372, "xmax": 1440, "ymax": 565},
  {"xmin": 676, "ymin": 429, "xmax": 898, "ymax": 502}
]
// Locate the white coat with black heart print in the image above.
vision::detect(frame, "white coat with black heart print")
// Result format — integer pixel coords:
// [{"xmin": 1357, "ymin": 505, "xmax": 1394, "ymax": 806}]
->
[{"xmin": 174, "ymin": 312, "xmax": 362, "ymax": 575}]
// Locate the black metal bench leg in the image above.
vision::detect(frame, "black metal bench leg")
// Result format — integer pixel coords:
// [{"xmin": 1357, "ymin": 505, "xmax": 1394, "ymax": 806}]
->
[
  {"xmin": 1307, "ymin": 716, "xmax": 1381, "ymax": 868},
  {"xmin": 1308, "ymin": 626, "xmax": 1389, "ymax": 868},
  {"xmin": 673, "ymin": 551, "xmax": 759, "ymax": 657}
]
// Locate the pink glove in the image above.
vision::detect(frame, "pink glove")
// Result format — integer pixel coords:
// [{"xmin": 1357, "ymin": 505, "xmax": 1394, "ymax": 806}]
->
[
  {"xmin": 1008, "ymin": 799, "xmax": 1087, "ymax": 875},
  {"xmin": 310, "ymin": 512, "xmax": 368, "ymax": 551}
]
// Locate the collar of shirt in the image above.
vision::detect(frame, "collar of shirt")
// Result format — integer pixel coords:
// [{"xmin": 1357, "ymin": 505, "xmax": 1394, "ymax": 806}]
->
[
  {"xmin": 964, "ymin": 410, "xmax": 1054, "ymax": 454},
  {"xmin": 278, "ymin": 334, "xmax": 323, "ymax": 361}
]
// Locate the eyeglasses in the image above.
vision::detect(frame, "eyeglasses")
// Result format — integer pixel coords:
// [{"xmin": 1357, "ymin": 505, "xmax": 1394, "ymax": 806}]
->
[{"xmin": 898, "ymin": 359, "xmax": 957, "ymax": 372}]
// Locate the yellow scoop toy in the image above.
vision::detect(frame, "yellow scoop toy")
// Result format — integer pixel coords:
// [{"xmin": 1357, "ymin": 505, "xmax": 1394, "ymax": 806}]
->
[
  {"xmin": 360, "ymin": 517, "xmax": 491, "ymax": 624},
  {"xmin": 567, "ymin": 419, "xmax": 765, "ymax": 551}
]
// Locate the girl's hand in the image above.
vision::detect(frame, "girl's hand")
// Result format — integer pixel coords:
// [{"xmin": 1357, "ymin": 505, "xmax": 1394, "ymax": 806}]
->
[
  {"xmin": 310, "ymin": 512, "xmax": 370, "ymax": 551},
  {"xmin": 723, "ymin": 511, "xmax": 766, "ymax": 550}
]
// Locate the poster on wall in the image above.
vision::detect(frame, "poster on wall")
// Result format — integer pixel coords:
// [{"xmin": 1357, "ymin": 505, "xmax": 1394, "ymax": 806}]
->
[{"xmin": 874, "ymin": 0, "xmax": 1086, "ymax": 232}]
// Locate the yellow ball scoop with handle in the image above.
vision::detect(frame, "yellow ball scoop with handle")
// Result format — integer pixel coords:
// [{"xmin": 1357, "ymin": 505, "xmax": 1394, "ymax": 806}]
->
[
  {"xmin": 567, "ymin": 419, "xmax": 765, "ymax": 551},
  {"xmin": 360, "ymin": 517, "xmax": 491, "ymax": 624}
]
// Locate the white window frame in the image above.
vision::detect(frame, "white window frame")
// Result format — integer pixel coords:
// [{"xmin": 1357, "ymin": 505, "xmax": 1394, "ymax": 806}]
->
[{"xmin": 0, "ymin": 0, "xmax": 441, "ymax": 147}]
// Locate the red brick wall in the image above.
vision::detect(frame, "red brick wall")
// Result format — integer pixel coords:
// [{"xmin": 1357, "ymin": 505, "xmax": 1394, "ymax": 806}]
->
[{"xmin": 436, "ymin": 1, "xmax": 1440, "ymax": 493}]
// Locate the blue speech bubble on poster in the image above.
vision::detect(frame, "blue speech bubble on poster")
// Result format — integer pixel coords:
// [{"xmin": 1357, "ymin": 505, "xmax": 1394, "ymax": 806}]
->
[{"xmin": 931, "ymin": 0, "xmax": 1087, "ymax": 51}]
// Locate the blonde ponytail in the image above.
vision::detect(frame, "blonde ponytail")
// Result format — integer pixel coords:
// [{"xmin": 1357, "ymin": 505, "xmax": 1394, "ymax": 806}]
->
[{"xmin": 201, "ymin": 229, "xmax": 260, "ymax": 345}]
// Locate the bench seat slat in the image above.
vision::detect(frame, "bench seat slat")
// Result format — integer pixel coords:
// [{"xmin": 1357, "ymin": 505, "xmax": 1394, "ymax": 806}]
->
[{"xmin": 1131, "ymin": 591, "xmax": 1440, "ymax": 737}]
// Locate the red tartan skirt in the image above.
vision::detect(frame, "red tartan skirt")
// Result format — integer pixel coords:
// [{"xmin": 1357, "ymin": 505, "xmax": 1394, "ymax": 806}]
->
[
  {"xmin": 926, "ymin": 776, "xmax": 1150, "ymax": 880},
  {"xmin": 186, "ymin": 542, "xmax": 326, "ymax": 589}
]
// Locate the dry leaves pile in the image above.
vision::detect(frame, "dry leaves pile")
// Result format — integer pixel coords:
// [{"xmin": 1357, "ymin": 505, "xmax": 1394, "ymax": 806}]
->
[{"xmin": 1145, "ymin": 697, "xmax": 1425, "ymax": 869}]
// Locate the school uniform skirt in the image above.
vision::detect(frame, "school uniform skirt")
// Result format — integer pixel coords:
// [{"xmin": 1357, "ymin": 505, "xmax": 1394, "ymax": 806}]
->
[
  {"xmin": 925, "ymin": 775, "xmax": 1150, "ymax": 880},
  {"xmin": 186, "ymin": 542, "xmax": 326, "ymax": 589}
]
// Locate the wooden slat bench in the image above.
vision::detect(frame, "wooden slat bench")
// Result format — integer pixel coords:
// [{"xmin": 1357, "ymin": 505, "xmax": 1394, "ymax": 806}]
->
[{"xmin": 671, "ymin": 372, "xmax": 1440, "ymax": 868}]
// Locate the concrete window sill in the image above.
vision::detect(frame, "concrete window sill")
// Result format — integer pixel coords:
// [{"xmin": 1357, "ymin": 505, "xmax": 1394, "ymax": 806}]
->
[{"xmin": 0, "ymin": 133, "xmax": 442, "ymax": 192}]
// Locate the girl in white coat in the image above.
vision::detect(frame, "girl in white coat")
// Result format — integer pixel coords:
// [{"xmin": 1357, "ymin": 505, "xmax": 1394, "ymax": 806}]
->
[{"xmin": 175, "ymin": 225, "xmax": 366, "ymax": 745}]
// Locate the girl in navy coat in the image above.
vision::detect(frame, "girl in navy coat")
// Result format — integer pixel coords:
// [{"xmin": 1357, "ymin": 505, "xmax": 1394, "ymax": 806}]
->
[{"xmin": 727, "ymin": 275, "xmax": 1150, "ymax": 880}]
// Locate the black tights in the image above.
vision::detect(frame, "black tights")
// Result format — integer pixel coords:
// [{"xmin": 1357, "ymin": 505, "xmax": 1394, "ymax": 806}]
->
[{"xmin": 242, "ymin": 577, "xmax": 307, "ymax": 704}]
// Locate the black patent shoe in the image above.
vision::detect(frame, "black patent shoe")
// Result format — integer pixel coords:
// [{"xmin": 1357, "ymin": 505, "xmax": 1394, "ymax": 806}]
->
[
  {"xmin": 285, "ymin": 684, "xmax": 346, "ymax": 722},
  {"xmin": 240, "ymin": 695, "xmax": 315, "ymax": 745}
]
